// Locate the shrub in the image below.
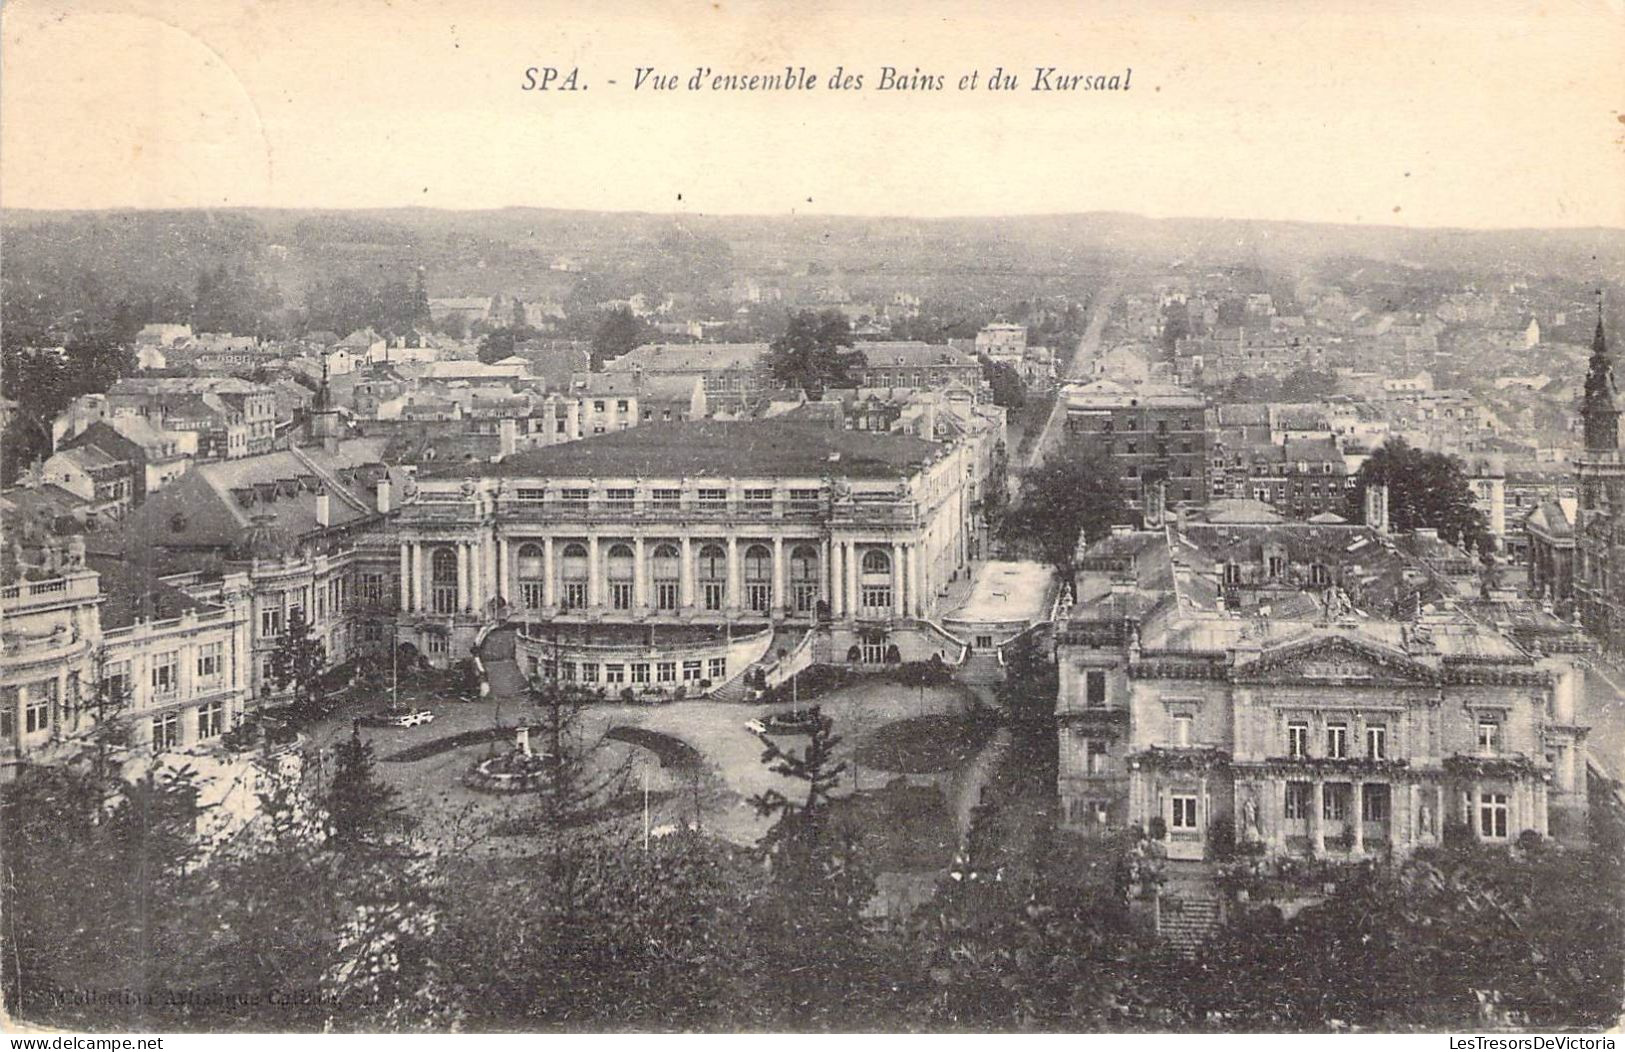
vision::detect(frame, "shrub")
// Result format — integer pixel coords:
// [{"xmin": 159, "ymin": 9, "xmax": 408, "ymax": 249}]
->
[
  {"xmin": 1209, "ymin": 815, "xmax": 1236, "ymax": 860},
  {"xmin": 619, "ymin": 687, "xmax": 635, "ymax": 704},
  {"xmin": 1443, "ymin": 820, "xmax": 1475, "ymax": 850},
  {"xmin": 1517, "ymin": 829, "xmax": 1544, "ymax": 852},
  {"xmin": 1148, "ymin": 815, "xmax": 1167, "ymax": 841}
]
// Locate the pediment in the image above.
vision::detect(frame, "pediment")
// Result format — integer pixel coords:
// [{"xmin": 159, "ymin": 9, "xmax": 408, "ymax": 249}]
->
[{"xmin": 1237, "ymin": 635, "xmax": 1438, "ymax": 685}]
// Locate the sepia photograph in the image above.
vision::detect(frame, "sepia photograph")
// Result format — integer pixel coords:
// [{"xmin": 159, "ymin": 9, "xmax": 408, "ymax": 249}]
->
[{"xmin": 1, "ymin": 0, "xmax": 1623, "ymax": 1037}]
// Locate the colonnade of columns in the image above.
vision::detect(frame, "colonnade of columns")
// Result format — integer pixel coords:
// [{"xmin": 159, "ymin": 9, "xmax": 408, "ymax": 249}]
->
[{"xmin": 398, "ymin": 532, "xmax": 935, "ymax": 621}]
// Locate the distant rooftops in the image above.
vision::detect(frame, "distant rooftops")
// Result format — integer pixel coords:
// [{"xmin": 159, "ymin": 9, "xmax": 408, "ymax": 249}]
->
[{"xmin": 609, "ymin": 343, "xmax": 770, "ymax": 372}]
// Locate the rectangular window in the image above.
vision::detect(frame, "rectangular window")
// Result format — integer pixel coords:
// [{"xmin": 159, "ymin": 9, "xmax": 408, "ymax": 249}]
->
[
  {"xmin": 631, "ymin": 663, "xmax": 650, "ymax": 685},
  {"xmin": 196, "ymin": 700, "xmax": 225, "ymax": 739},
  {"xmin": 604, "ymin": 663, "xmax": 626, "ymax": 685},
  {"xmin": 1171, "ymin": 713, "xmax": 1193, "ymax": 747},
  {"xmin": 197, "ymin": 642, "xmax": 223, "ymax": 680},
  {"xmin": 1170, "ymin": 795, "xmax": 1198, "ymax": 830},
  {"xmin": 610, "ymin": 582, "xmax": 633, "ymax": 610},
  {"xmin": 560, "ymin": 660, "xmax": 577, "ymax": 682},
  {"xmin": 698, "ymin": 488, "xmax": 727, "ymax": 507},
  {"xmin": 657, "ymin": 661, "xmax": 677, "ymax": 684},
  {"xmin": 102, "ymin": 661, "xmax": 131, "ymax": 707},
  {"xmin": 1323, "ymin": 785, "xmax": 1348, "ymax": 821},
  {"xmin": 861, "ymin": 585, "xmax": 892, "ymax": 612},
  {"xmin": 1288, "ymin": 721, "xmax": 1309, "ymax": 759},
  {"xmin": 152, "ymin": 653, "xmax": 179, "ymax": 696},
  {"xmin": 702, "ymin": 582, "xmax": 725, "ymax": 611},
  {"xmin": 1479, "ymin": 792, "xmax": 1509, "ymax": 839},
  {"xmin": 655, "ymin": 581, "xmax": 680, "ymax": 610},
  {"xmin": 1085, "ymin": 670, "xmax": 1107, "ymax": 708},
  {"xmin": 1366, "ymin": 724, "xmax": 1387, "ymax": 760},
  {"xmin": 24, "ymin": 692, "xmax": 49, "ymax": 735},
  {"xmin": 432, "ymin": 584, "xmax": 457, "ymax": 615},
  {"xmin": 593, "ymin": 400, "xmax": 605, "ymax": 412},
  {"xmin": 562, "ymin": 582, "xmax": 588, "ymax": 610},
  {"xmin": 743, "ymin": 488, "xmax": 773, "ymax": 507},
  {"xmin": 789, "ymin": 488, "xmax": 821, "ymax": 506},
  {"xmin": 1284, "ymin": 781, "xmax": 1312, "ymax": 820},
  {"xmin": 426, "ymin": 634, "xmax": 448, "ymax": 656},
  {"xmin": 261, "ymin": 608, "xmax": 282, "ymax": 636},
  {"xmin": 152, "ymin": 711, "xmax": 181, "ymax": 751},
  {"xmin": 1086, "ymin": 739, "xmax": 1108, "ymax": 776},
  {"xmin": 580, "ymin": 662, "xmax": 599, "ymax": 684},
  {"xmin": 746, "ymin": 583, "xmax": 772, "ymax": 613},
  {"xmin": 521, "ymin": 582, "xmax": 545, "ymax": 609},
  {"xmin": 1361, "ymin": 784, "xmax": 1389, "ymax": 822},
  {"xmin": 1326, "ymin": 722, "xmax": 1348, "ymax": 759},
  {"xmin": 562, "ymin": 488, "xmax": 589, "ymax": 504},
  {"xmin": 606, "ymin": 488, "xmax": 634, "ymax": 504},
  {"xmin": 682, "ymin": 660, "xmax": 703, "ymax": 682},
  {"xmin": 516, "ymin": 487, "xmax": 547, "ymax": 502},
  {"xmin": 652, "ymin": 488, "xmax": 681, "ymax": 506},
  {"xmin": 1477, "ymin": 720, "xmax": 1502, "ymax": 755},
  {"xmin": 707, "ymin": 657, "xmax": 726, "ymax": 682}
]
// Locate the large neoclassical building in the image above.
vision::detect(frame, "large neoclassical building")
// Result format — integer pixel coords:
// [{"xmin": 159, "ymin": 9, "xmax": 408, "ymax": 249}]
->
[{"xmin": 392, "ymin": 420, "xmax": 982, "ymax": 687}]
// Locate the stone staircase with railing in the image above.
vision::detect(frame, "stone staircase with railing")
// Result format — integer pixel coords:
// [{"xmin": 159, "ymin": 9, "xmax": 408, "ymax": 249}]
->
[{"xmin": 1156, "ymin": 893, "xmax": 1223, "ymax": 956}]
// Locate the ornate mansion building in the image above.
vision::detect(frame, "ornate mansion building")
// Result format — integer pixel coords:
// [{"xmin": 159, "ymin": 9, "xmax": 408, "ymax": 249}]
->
[
  {"xmin": 1056, "ymin": 509, "xmax": 1592, "ymax": 860},
  {"xmin": 393, "ymin": 420, "xmax": 982, "ymax": 687}
]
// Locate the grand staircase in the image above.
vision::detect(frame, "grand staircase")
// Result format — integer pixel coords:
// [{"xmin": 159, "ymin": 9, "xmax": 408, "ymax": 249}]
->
[{"xmin": 1157, "ymin": 894, "xmax": 1223, "ymax": 956}]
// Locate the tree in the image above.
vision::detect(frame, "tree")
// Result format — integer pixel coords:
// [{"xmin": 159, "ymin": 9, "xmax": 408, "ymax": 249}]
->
[
  {"xmin": 477, "ymin": 324, "xmax": 539, "ymax": 363},
  {"xmin": 767, "ymin": 309, "xmax": 862, "ymax": 399},
  {"xmin": 1003, "ymin": 435, "xmax": 1129, "ymax": 574},
  {"xmin": 981, "ymin": 356, "xmax": 1027, "ymax": 409},
  {"xmin": 1348, "ymin": 438, "xmax": 1492, "ymax": 554},
  {"xmin": 591, "ymin": 306, "xmax": 646, "ymax": 368},
  {"xmin": 747, "ymin": 708, "xmax": 877, "ymax": 1023},
  {"xmin": 326, "ymin": 725, "xmax": 402, "ymax": 850},
  {"xmin": 268, "ymin": 608, "xmax": 328, "ymax": 722}
]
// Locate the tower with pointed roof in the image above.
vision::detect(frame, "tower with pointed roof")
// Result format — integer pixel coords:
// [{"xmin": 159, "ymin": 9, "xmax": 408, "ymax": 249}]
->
[
  {"xmin": 304, "ymin": 352, "xmax": 342, "ymax": 454},
  {"xmin": 1575, "ymin": 293, "xmax": 1625, "ymax": 653}
]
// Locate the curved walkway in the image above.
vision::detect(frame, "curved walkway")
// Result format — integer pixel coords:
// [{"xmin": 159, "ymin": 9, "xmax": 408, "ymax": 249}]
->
[{"xmin": 478, "ymin": 624, "xmax": 528, "ymax": 701}]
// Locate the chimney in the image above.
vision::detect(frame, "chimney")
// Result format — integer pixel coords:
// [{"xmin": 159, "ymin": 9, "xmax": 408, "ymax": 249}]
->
[
  {"xmin": 499, "ymin": 417, "xmax": 518, "ymax": 460},
  {"xmin": 316, "ymin": 490, "xmax": 331, "ymax": 528},
  {"xmin": 375, "ymin": 478, "xmax": 392, "ymax": 514}
]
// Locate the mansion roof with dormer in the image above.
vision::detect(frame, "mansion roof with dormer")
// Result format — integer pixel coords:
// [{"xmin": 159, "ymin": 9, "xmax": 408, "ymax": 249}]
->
[{"xmin": 419, "ymin": 419, "xmax": 941, "ymax": 481}]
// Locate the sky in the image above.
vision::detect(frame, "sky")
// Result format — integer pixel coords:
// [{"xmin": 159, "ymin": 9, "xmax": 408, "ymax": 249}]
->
[{"xmin": 2, "ymin": 0, "xmax": 1624, "ymax": 228}]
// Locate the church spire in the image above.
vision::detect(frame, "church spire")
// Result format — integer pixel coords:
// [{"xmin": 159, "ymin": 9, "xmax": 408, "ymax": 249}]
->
[{"xmin": 1583, "ymin": 289, "xmax": 1621, "ymax": 451}]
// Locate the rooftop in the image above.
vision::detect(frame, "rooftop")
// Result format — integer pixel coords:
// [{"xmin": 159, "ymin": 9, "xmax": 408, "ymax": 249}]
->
[
  {"xmin": 421, "ymin": 419, "xmax": 941, "ymax": 480},
  {"xmin": 943, "ymin": 561, "xmax": 1057, "ymax": 626},
  {"xmin": 608, "ymin": 342, "xmax": 770, "ymax": 373}
]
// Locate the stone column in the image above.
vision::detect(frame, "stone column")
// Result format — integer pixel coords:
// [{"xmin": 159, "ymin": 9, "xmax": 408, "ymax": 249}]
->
[
  {"xmin": 497, "ymin": 536, "xmax": 510, "ymax": 607},
  {"xmin": 847, "ymin": 541, "xmax": 859, "ymax": 617},
  {"xmin": 542, "ymin": 536, "xmax": 556, "ymax": 609},
  {"xmin": 633, "ymin": 536, "xmax": 647, "ymax": 612},
  {"xmin": 726, "ymin": 533, "xmax": 740, "ymax": 611},
  {"xmin": 457, "ymin": 542, "xmax": 470, "ymax": 613},
  {"xmin": 909, "ymin": 543, "xmax": 924, "ymax": 618},
  {"xmin": 411, "ymin": 544, "xmax": 424, "ymax": 612},
  {"xmin": 399, "ymin": 542, "xmax": 411, "ymax": 612},
  {"xmin": 1312, "ymin": 779, "xmax": 1326, "ymax": 855},
  {"xmin": 772, "ymin": 536, "xmax": 785, "ymax": 618},
  {"xmin": 892, "ymin": 541, "xmax": 906, "ymax": 617},
  {"xmin": 1350, "ymin": 782, "xmax": 1365, "ymax": 855},
  {"xmin": 1407, "ymin": 782, "xmax": 1420, "ymax": 851},
  {"xmin": 822, "ymin": 537, "xmax": 834, "ymax": 615},
  {"xmin": 680, "ymin": 536, "xmax": 694, "ymax": 611},
  {"xmin": 587, "ymin": 535, "xmax": 601, "ymax": 610}
]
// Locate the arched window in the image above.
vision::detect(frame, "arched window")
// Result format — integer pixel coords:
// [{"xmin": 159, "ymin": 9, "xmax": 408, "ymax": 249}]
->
[
  {"xmin": 560, "ymin": 542, "xmax": 589, "ymax": 610},
  {"xmin": 790, "ymin": 544, "xmax": 820, "ymax": 614},
  {"xmin": 743, "ymin": 544, "xmax": 772, "ymax": 613},
  {"xmin": 860, "ymin": 547, "xmax": 894, "ymax": 614},
  {"xmin": 430, "ymin": 547, "xmax": 458, "ymax": 614},
  {"xmin": 697, "ymin": 543, "xmax": 726, "ymax": 612},
  {"xmin": 652, "ymin": 543, "xmax": 680, "ymax": 611},
  {"xmin": 607, "ymin": 543, "xmax": 635, "ymax": 610},
  {"xmin": 517, "ymin": 543, "xmax": 545, "ymax": 609}
]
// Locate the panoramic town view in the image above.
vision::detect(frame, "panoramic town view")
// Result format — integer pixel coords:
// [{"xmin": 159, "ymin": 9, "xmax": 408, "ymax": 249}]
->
[{"xmin": 3, "ymin": 0, "xmax": 1624, "ymax": 1038}]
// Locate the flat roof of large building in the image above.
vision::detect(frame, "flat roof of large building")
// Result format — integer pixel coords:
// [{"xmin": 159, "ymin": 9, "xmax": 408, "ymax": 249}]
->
[
  {"xmin": 944, "ymin": 561, "xmax": 1057, "ymax": 626},
  {"xmin": 422, "ymin": 419, "xmax": 941, "ymax": 480}
]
